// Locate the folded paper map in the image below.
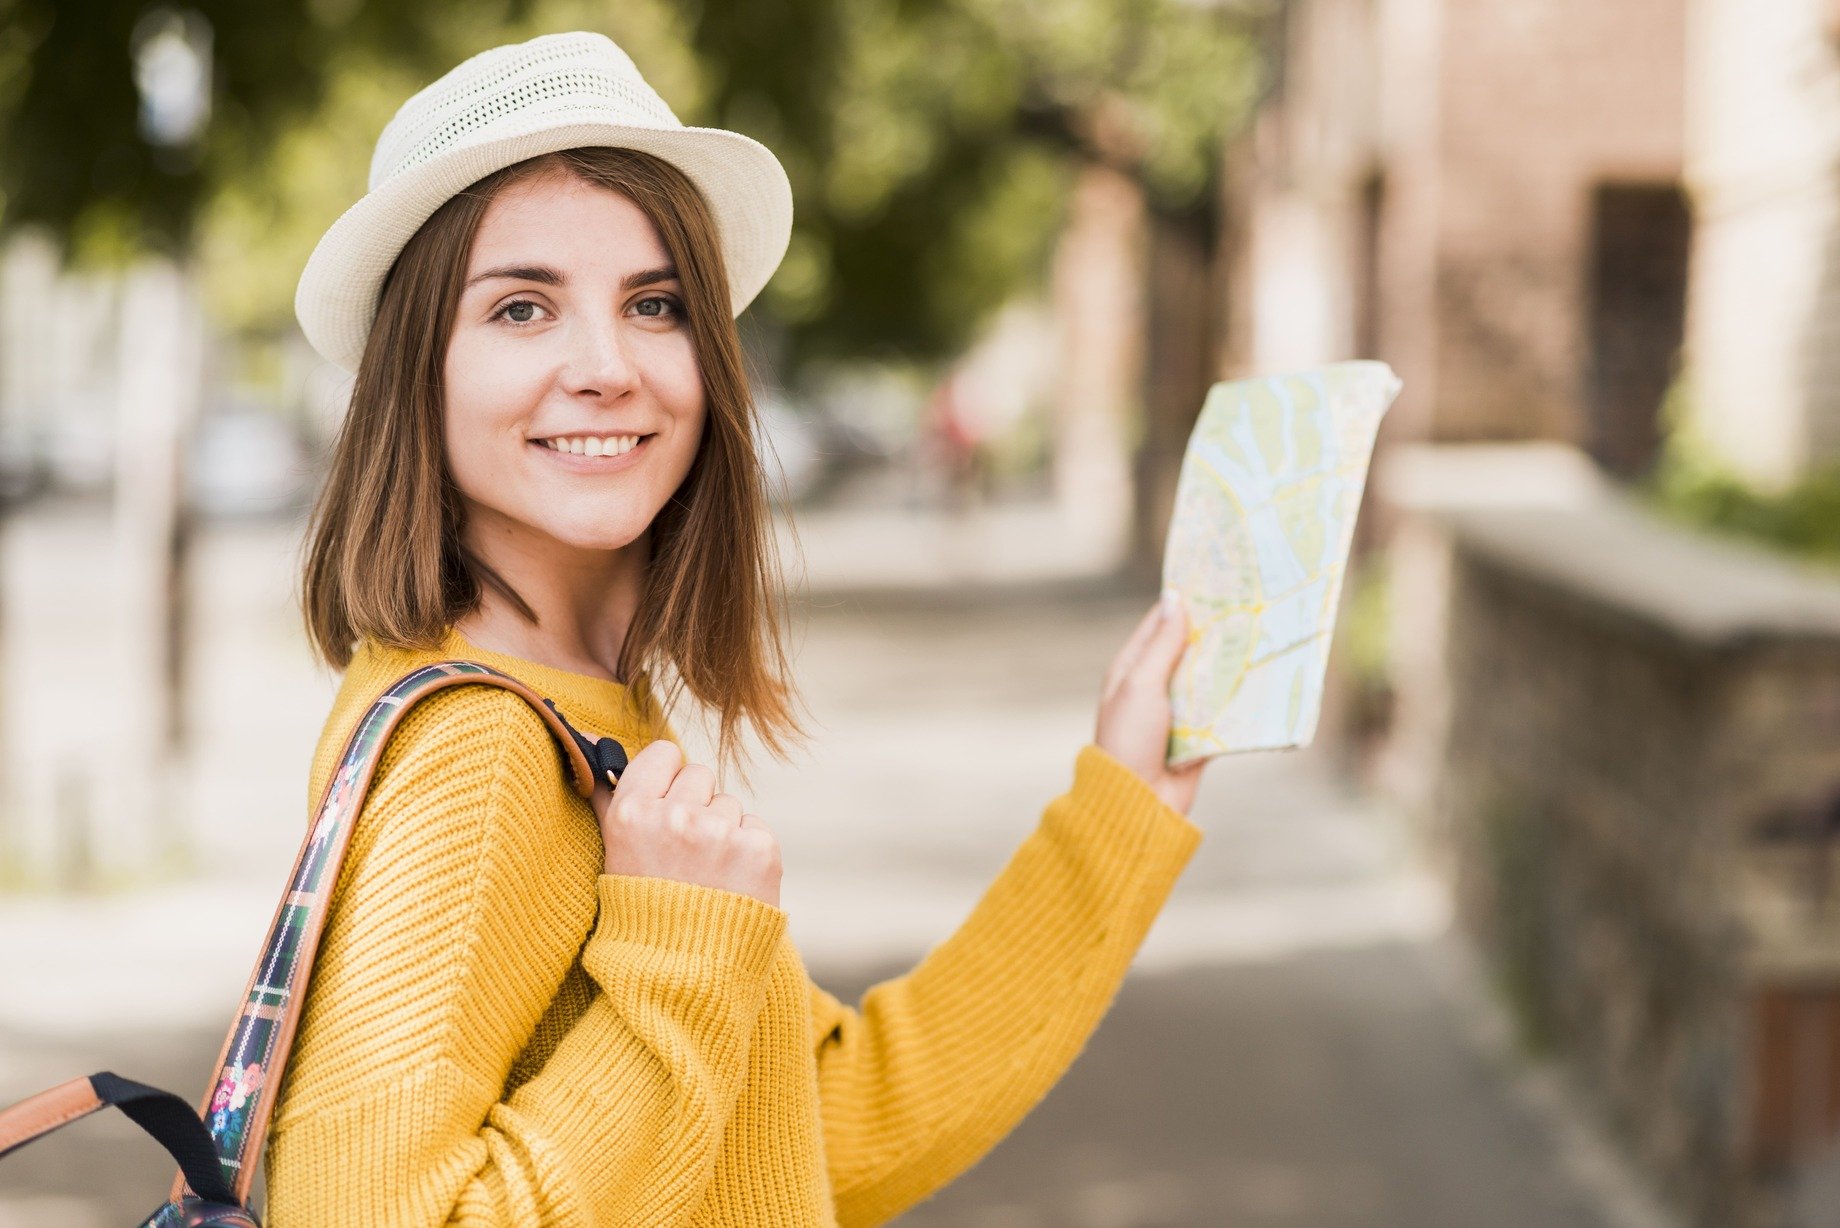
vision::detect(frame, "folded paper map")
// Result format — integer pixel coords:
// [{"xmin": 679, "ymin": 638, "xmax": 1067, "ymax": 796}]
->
[{"xmin": 1162, "ymin": 360, "xmax": 1402, "ymax": 764}]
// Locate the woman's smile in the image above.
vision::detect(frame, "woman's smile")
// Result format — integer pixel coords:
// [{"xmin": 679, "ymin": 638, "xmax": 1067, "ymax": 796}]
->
[{"xmin": 530, "ymin": 431, "xmax": 658, "ymax": 471}]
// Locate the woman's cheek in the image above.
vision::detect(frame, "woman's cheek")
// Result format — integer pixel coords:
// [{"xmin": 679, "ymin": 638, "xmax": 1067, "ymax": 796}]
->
[{"xmin": 440, "ymin": 396, "xmax": 508, "ymax": 502}]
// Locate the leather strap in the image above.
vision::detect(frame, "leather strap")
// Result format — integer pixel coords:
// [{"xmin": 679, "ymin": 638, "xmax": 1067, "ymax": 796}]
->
[
  {"xmin": 0, "ymin": 1077, "xmax": 100, "ymax": 1158},
  {"xmin": 161, "ymin": 661, "xmax": 609, "ymax": 1209}
]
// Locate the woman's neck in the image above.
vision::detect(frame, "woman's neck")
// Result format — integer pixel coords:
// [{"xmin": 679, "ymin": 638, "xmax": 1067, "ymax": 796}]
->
[{"xmin": 451, "ymin": 522, "xmax": 650, "ymax": 686}]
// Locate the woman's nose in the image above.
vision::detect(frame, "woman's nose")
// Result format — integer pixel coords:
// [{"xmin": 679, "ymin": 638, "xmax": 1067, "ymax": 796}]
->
[{"xmin": 563, "ymin": 318, "xmax": 639, "ymax": 397}]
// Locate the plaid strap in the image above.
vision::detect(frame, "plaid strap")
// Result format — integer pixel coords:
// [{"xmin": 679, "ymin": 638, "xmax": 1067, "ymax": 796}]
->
[{"xmin": 152, "ymin": 661, "xmax": 604, "ymax": 1218}]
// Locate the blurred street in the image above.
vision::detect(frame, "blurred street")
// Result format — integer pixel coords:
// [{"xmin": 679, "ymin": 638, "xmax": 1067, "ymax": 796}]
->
[{"xmin": 0, "ymin": 499, "xmax": 1668, "ymax": 1227}]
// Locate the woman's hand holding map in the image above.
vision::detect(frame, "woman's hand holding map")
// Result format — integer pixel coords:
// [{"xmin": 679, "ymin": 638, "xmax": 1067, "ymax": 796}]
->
[{"xmin": 1095, "ymin": 589, "xmax": 1210, "ymax": 816}]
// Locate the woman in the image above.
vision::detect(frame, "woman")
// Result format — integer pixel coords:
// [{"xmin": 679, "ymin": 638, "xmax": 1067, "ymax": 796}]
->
[{"xmin": 267, "ymin": 30, "xmax": 1209, "ymax": 1227}]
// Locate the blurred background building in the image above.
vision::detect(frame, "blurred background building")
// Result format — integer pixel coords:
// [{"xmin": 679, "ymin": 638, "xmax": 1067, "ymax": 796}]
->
[
  {"xmin": 6, "ymin": 1, "xmax": 1840, "ymax": 1225},
  {"xmin": 1229, "ymin": 0, "xmax": 1689, "ymax": 469},
  {"xmin": 1229, "ymin": 2, "xmax": 1840, "ymax": 1225}
]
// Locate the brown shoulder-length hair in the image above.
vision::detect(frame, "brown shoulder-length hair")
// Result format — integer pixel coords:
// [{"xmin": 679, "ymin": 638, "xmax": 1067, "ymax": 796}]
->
[{"xmin": 300, "ymin": 146, "xmax": 812, "ymax": 786}]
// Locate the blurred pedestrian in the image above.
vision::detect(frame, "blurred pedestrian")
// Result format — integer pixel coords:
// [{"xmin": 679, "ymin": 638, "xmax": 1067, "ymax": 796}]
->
[
  {"xmin": 260, "ymin": 30, "xmax": 1209, "ymax": 1226},
  {"xmin": 923, "ymin": 365, "xmax": 991, "ymax": 510}
]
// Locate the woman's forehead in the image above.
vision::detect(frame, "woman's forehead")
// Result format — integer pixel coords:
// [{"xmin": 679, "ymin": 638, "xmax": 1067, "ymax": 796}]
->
[{"xmin": 468, "ymin": 169, "xmax": 670, "ymax": 276}]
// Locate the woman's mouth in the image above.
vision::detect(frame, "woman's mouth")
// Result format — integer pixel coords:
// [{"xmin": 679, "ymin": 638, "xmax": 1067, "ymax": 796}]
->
[{"xmin": 530, "ymin": 432, "xmax": 656, "ymax": 468}]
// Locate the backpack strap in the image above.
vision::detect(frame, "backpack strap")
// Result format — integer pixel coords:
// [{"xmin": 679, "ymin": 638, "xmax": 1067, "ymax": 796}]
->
[
  {"xmin": 0, "ymin": 1072, "xmax": 238, "ymax": 1207},
  {"xmin": 164, "ymin": 660, "xmax": 614, "ymax": 1211}
]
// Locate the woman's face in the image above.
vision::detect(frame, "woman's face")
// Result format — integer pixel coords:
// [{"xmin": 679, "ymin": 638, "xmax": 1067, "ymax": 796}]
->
[{"xmin": 444, "ymin": 168, "xmax": 705, "ymax": 562}]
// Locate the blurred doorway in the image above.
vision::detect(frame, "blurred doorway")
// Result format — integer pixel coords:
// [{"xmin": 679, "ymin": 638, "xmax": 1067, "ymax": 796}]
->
[{"xmin": 1584, "ymin": 182, "xmax": 1692, "ymax": 478}]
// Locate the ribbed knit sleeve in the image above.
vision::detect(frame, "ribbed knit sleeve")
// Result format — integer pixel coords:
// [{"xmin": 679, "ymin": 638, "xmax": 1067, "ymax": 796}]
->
[
  {"xmin": 807, "ymin": 743, "xmax": 1205, "ymax": 1227},
  {"xmin": 263, "ymin": 686, "xmax": 787, "ymax": 1227}
]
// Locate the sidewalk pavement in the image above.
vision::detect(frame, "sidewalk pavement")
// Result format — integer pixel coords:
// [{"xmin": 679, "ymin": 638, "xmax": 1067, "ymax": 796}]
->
[{"xmin": 0, "ymin": 499, "xmax": 1675, "ymax": 1226}]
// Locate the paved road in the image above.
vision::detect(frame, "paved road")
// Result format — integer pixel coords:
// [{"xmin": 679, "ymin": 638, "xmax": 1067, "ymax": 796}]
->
[{"xmin": 0, "ymin": 504, "xmax": 1670, "ymax": 1226}]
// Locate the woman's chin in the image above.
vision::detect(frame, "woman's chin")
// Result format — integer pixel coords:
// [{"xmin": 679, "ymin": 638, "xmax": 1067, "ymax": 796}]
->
[
  {"xmin": 466, "ymin": 495, "xmax": 653, "ymax": 556},
  {"xmin": 539, "ymin": 519, "xmax": 648, "ymax": 554}
]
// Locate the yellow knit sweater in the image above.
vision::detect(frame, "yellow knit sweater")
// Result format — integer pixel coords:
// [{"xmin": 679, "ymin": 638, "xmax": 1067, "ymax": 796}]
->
[{"xmin": 263, "ymin": 626, "xmax": 1204, "ymax": 1226}]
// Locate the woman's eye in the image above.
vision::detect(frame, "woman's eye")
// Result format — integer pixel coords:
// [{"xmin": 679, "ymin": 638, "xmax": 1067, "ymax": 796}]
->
[
  {"xmin": 492, "ymin": 299, "xmax": 547, "ymax": 325},
  {"xmin": 635, "ymin": 295, "xmax": 683, "ymax": 321}
]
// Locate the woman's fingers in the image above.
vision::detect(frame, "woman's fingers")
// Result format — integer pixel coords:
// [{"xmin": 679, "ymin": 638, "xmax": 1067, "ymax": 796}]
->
[
  {"xmin": 1104, "ymin": 591, "xmax": 1187, "ymax": 701},
  {"xmin": 1103, "ymin": 597, "xmax": 1169, "ymax": 700},
  {"xmin": 665, "ymin": 761, "xmax": 717, "ymax": 806},
  {"xmin": 594, "ymin": 742, "xmax": 783, "ymax": 908},
  {"xmin": 1140, "ymin": 592, "xmax": 1190, "ymax": 681},
  {"xmin": 611, "ymin": 738, "xmax": 683, "ymax": 801},
  {"xmin": 610, "ymin": 740, "xmax": 729, "ymax": 818}
]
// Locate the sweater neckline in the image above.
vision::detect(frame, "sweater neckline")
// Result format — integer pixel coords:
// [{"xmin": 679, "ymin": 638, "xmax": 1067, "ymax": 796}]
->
[{"xmin": 436, "ymin": 625, "xmax": 664, "ymax": 740}]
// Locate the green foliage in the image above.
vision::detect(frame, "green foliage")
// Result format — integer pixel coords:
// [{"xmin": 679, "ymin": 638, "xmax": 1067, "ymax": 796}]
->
[
  {"xmin": 0, "ymin": 0, "xmax": 533, "ymax": 262},
  {"xmin": 197, "ymin": 1, "xmax": 697, "ymax": 337},
  {"xmin": 1477, "ymin": 783, "xmax": 1560, "ymax": 1059},
  {"xmin": 1638, "ymin": 374, "xmax": 1840, "ymax": 568},
  {"xmin": 3, "ymin": 0, "xmax": 1266, "ymax": 380},
  {"xmin": 198, "ymin": 53, "xmax": 421, "ymax": 336},
  {"xmin": 983, "ymin": 0, "xmax": 1266, "ymax": 208},
  {"xmin": 1337, "ymin": 550, "xmax": 1391, "ymax": 691}
]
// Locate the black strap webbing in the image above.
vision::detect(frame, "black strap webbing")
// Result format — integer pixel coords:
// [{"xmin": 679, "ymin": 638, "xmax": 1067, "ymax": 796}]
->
[{"xmin": 89, "ymin": 1072, "xmax": 238, "ymax": 1206}]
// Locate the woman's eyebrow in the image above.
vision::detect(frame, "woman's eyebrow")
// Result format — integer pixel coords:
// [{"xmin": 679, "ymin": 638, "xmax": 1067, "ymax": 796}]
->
[
  {"xmin": 463, "ymin": 263, "xmax": 680, "ymax": 290},
  {"xmin": 621, "ymin": 265, "xmax": 680, "ymax": 290},
  {"xmin": 466, "ymin": 263, "xmax": 564, "ymax": 289}
]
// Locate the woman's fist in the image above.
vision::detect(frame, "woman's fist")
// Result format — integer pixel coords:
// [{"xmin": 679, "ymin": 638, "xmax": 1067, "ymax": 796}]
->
[
  {"xmin": 591, "ymin": 739, "xmax": 782, "ymax": 910},
  {"xmin": 1094, "ymin": 589, "xmax": 1208, "ymax": 816}
]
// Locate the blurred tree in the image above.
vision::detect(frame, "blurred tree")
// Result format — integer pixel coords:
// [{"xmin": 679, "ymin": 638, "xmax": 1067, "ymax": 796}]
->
[
  {"xmin": 967, "ymin": 0, "xmax": 1270, "ymax": 575},
  {"xmin": 4, "ymin": 0, "xmax": 1268, "ymax": 562},
  {"xmin": 686, "ymin": 0, "xmax": 1268, "ymax": 375},
  {"xmin": 196, "ymin": 0, "xmax": 702, "ymax": 341},
  {"xmin": 3, "ymin": 0, "xmax": 1263, "ymax": 356},
  {"xmin": 0, "ymin": 0, "xmax": 544, "ymax": 259},
  {"xmin": 691, "ymin": 0, "xmax": 1271, "ymax": 579},
  {"xmin": 0, "ymin": 1, "xmax": 543, "ymax": 879}
]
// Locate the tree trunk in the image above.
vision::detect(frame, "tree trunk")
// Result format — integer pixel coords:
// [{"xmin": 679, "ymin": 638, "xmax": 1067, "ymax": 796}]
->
[
  {"xmin": 111, "ymin": 257, "xmax": 201, "ymax": 882},
  {"xmin": 1048, "ymin": 156, "xmax": 1147, "ymax": 568},
  {"xmin": 1129, "ymin": 197, "xmax": 1225, "ymax": 588}
]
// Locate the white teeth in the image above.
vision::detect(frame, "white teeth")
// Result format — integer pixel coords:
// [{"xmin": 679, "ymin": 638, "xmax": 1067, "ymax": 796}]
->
[{"xmin": 541, "ymin": 434, "xmax": 644, "ymax": 456}]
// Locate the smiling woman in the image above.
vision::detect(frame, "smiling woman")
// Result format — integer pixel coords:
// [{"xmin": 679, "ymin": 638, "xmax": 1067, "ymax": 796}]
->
[
  {"xmin": 440, "ymin": 165, "xmax": 714, "ymax": 671},
  {"xmin": 301, "ymin": 143, "xmax": 804, "ymax": 774},
  {"xmin": 251, "ymin": 29, "xmax": 1208, "ymax": 1228}
]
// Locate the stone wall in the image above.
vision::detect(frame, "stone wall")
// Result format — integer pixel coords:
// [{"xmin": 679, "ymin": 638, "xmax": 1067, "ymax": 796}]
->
[{"xmin": 1378, "ymin": 443, "xmax": 1840, "ymax": 1228}]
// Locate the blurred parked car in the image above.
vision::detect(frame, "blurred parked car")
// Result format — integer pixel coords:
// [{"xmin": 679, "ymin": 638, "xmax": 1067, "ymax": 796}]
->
[
  {"xmin": 754, "ymin": 388, "xmax": 917, "ymax": 508},
  {"xmin": 756, "ymin": 392, "xmax": 827, "ymax": 506},
  {"xmin": 185, "ymin": 405, "xmax": 313, "ymax": 519},
  {"xmin": 40, "ymin": 399, "xmax": 117, "ymax": 497},
  {"xmin": 0, "ymin": 426, "xmax": 52, "ymax": 508}
]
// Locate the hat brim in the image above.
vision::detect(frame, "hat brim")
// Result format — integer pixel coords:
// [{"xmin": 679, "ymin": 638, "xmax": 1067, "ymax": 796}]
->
[{"xmin": 294, "ymin": 119, "xmax": 793, "ymax": 374}]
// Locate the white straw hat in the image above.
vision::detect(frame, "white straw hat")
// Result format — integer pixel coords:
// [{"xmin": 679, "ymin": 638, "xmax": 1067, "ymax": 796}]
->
[{"xmin": 294, "ymin": 30, "xmax": 794, "ymax": 374}]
